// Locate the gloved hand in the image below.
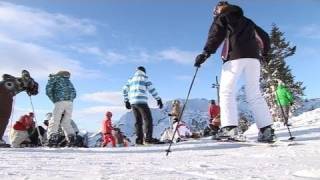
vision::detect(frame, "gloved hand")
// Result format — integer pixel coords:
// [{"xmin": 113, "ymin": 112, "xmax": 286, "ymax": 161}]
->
[
  {"xmin": 43, "ymin": 120, "xmax": 49, "ymax": 126},
  {"xmin": 194, "ymin": 52, "xmax": 210, "ymax": 67},
  {"xmin": 26, "ymin": 80, "xmax": 39, "ymax": 96},
  {"xmin": 125, "ymin": 101, "xmax": 131, "ymax": 109},
  {"xmin": 157, "ymin": 99, "xmax": 163, "ymax": 109},
  {"xmin": 168, "ymin": 113, "xmax": 172, "ymax": 116}
]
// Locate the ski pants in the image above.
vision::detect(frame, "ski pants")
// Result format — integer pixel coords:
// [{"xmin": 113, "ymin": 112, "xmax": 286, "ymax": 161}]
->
[
  {"xmin": 102, "ymin": 133, "xmax": 116, "ymax": 147},
  {"xmin": 219, "ymin": 58, "xmax": 273, "ymax": 129},
  {"xmin": 47, "ymin": 101, "xmax": 75, "ymax": 140},
  {"xmin": 0, "ymin": 85, "xmax": 13, "ymax": 140},
  {"xmin": 280, "ymin": 105, "xmax": 290, "ymax": 124},
  {"xmin": 131, "ymin": 104, "xmax": 153, "ymax": 141}
]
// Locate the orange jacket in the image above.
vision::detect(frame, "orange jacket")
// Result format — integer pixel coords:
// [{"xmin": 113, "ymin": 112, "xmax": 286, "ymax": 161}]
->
[{"xmin": 102, "ymin": 118, "xmax": 113, "ymax": 134}]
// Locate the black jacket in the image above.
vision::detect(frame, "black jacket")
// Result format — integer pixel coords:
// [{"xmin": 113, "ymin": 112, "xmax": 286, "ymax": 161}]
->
[{"xmin": 203, "ymin": 5, "xmax": 270, "ymax": 62}]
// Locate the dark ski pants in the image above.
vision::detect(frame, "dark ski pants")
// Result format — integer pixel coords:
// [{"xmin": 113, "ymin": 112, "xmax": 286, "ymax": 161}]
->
[
  {"xmin": 280, "ymin": 106, "xmax": 290, "ymax": 124},
  {"xmin": 132, "ymin": 104, "xmax": 153, "ymax": 142},
  {"xmin": 29, "ymin": 126, "xmax": 46, "ymax": 146},
  {"xmin": 0, "ymin": 85, "xmax": 13, "ymax": 140}
]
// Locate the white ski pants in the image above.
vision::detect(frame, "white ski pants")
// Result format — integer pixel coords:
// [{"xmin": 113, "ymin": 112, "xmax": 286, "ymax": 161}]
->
[
  {"xmin": 47, "ymin": 101, "xmax": 75, "ymax": 138},
  {"xmin": 219, "ymin": 58, "xmax": 273, "ymax": 129}
]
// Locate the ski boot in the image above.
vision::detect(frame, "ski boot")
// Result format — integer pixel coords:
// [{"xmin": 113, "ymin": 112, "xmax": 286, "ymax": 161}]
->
[
  {"xmin": 145, "ymin": 138, "xmax": 165, "ymax": 145},
  {"xmin": 0, "ymin": 139, "xmax": 10, "ymax": 148},
  {"xmin": 46, "ymin": 133, "xmax": 60, "ymax": 147},
  {"xmin": 135, "ymin": 138, "xmax": 144, "ymax": 145},
  {"xmin": 66, "ymin": 135, "xmax": 76, "ymax": 147},
  {"xmin": 258, "ymin": 125, "xmax": 276, "ymax": 143},
  {"xmin": 215, "ymin": 126, "xmax": 243, "ymax": 141}
]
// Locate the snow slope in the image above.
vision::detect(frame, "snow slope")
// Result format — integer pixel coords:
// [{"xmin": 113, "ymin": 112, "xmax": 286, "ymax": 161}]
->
[{"xmin": 1, "ymin": 108, "xmax": 320, "ymax": 180}]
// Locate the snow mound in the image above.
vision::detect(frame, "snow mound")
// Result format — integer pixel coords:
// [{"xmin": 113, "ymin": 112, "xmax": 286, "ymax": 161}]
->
[{"xmin": 294, "ymin": 169, "xmax": 320, "ymax": 179}]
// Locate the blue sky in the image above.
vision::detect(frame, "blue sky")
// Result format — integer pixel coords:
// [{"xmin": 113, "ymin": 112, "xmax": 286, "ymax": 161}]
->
[{"xmin": 1, "ymin": 0, "xmax": 319, "ymax": 131}]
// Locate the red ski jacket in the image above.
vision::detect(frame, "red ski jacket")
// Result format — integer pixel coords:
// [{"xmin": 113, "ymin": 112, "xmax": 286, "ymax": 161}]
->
[
  {"xmin": 209, "ymin": 104, "xmax": 220, "ymax": 119},
  {"xmin": 13, "ymin": 115, "xmax": 33, "ymax": 131}
]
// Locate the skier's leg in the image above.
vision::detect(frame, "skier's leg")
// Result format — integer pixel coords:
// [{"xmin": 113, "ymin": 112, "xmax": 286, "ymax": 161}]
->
[
  {"xmin": 0, "ymin": 87, "xmax": 13, "ymax": 142},
  {"xmin": 111, "ymin": 135, "xmax": 116, "ymax": 147},
  {"xmin": 243, "ymin": 59, "xmax": 273, "ymax": 129},
  {"xmin": 219, "ymin": 60, "xmax": 243, "ymax": 128},
  {"xmin": 132, "ymin": 105, "xmax": 143, "ymax": 144},
  {"xmin": 47, "ymin": 101, "xmax": 65, "ymax": 137},
  {"xmin": 139, "ymin": 104, "xmax": 153, "ymax": 141},
  {"xmin": 47, "ymin": 101, "xmax": 65, "ymax": 146},
  {"xmin": 60, "ymin": 101, "xmax": 75, "ymax": 138},
  {"xmin": 283, "ymin": 106, "xmax": 290, "ymax": 124},
  {"xmin": 102, "ymin": 134, "xmax": 108, "ymax": 146}
]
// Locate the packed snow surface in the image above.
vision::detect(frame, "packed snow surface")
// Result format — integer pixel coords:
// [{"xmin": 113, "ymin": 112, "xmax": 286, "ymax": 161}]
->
[{"xmin": 1, "ymin": 108, "xmax": 320, "ymax": 180}]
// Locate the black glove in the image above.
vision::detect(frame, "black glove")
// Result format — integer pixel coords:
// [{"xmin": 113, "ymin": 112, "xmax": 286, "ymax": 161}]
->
[
  {"xmin": 26, "ymin": 79, "xmax": 39, "ymax": 96},
  {"xmin": 43, "ymin": 120, "xmax": 49, "ymax": 126},
  {"xmin": 194, "ymin": 52, "xmax": 210, "ymax": 67},
  {"xmin": 157, "ymin": 99, "xmax": 163, "ymax": 109},
  {"xmin": 125, "ymin": 101, "xmax": 131, "ymax": 109},
  {"xmin": 168, "ymin": 113, "xmax": 172, "ymax": 116}
]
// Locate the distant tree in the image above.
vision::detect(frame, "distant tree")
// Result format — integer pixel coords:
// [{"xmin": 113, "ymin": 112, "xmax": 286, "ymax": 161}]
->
[{"xmin": 261, "ymin": 24, "xmax": 305, "ymax": 121}]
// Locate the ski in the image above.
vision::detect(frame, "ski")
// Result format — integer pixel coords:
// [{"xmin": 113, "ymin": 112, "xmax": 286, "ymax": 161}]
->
[
  {"xmin": 0, "ymin": 144, "xmax": 11, "ymax": 148},
  {"xmin": 231, "ymin": 139, "xmax": 297, "ymax": 147}
]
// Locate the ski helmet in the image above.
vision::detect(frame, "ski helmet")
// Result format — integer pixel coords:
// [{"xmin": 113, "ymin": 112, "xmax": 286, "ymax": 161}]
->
[{"xmin": 106, "ymin": 111, "xmax": 113, "ymax": 118}]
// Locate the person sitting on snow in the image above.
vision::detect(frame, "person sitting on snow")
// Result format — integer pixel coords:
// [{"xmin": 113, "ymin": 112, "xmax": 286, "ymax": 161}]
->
[
  {"xmin": 10, "ymin": 112, "xmax": 37, "ymax": 148},
  {"xmin": 161, "ymin": 100, "xmax": 192, "ymax": 142},
  {"xmin": 168, "ymin": 100, "xmax": 181, "ymax": 128},
  {"xmin": 113, "ymin": 126, "xmax": 129, "ymax": 147},
  {"xmin": 172, "ymin": 121, "xmax": 192, "ymax": 142},
  {"xmin": 101, "ymin": 111, "xmax": 116, "ymax": 147}
]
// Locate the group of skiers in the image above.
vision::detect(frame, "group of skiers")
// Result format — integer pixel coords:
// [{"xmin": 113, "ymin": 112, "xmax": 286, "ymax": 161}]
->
[{"xmin": 0, "ymin": 1, "xmax": 295, "ymax": 148}]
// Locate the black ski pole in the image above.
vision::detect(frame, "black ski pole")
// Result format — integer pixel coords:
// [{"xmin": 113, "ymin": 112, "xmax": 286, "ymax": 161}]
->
[
  {"xmin": 166, "ymin": 67, "xmax": 199, "ymax": 156},
  {"xmin": 29, "ymin": 95, "xmax": 44, "ymax": 146},
  {"xmin": 274, "ymin": 91, "xmax": 295, "ymax": 140}
]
